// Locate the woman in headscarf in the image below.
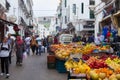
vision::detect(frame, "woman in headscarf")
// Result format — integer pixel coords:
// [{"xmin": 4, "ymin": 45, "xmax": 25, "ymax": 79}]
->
[
  {"xmin": 0, "ymin": 37, "xmax": 10, "ymax": 78},
  {"xmin": 15, "ymin": 36, "xmax": 25, "ymax": 66}
]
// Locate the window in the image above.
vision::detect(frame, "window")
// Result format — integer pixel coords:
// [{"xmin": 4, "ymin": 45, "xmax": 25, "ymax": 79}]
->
[
  {"xmin": 90, "ymin": 0, "xmax": 95, "ymax": 5},
  {"xmin": 65, "ymin": 0, "xmax": 67, "ymax": 7},
  {"xmin": 65, "ymin": 16, "xmax": 67, "ymax": 23},
  {"xmin": 73, "ymin": 4, "xmax": 76, "ymax": 15},
  {"xmin": 90, "ymin": 10, "xmax": 95, "ymax": 19},
  {"xmin": 56, "ymin": 18, "xmax": 58, "ymax": 24},
  {"xmin": 43, "ymin": 17, "xmax": 46, "ymax": 20},
  {"xmin": 81, "ymin": 3, "xmax": 84, "ymax": 14}
]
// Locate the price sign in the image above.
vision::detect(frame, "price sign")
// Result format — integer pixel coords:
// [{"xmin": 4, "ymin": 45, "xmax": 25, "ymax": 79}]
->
[{"xmin": 70, "ymin": 53, "xmax": 82, "ymax": 59}]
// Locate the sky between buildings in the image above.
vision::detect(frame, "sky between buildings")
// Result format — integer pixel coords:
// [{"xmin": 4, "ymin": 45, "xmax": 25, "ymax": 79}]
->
[{"xmin": 33, "ymin": 0, "xmax": 60, "ymax": 17}]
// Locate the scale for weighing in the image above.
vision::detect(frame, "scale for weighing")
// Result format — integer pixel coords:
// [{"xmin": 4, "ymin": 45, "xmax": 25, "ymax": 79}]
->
[{"xmin": 59, "ymin": 34, "xmax": 73, "ymax": 44}]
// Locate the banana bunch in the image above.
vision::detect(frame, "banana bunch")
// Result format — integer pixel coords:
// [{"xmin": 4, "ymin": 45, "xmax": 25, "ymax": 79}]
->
[{"xmin": 65, "ymin": 59, "xmax": 91, "ymax": 74}]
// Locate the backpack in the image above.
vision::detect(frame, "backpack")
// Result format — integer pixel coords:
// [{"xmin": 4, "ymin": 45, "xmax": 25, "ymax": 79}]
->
[
  {"xmin": 0, "ymin": 43, "xmax": 10, "ymax": 57},
  {"xmin": 1, "ymin": 43, "xmax": 10, "ymax": 50}
]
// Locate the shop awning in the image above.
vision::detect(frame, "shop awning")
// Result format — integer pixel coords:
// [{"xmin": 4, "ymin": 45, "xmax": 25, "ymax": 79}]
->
[{"xmin": 0, "ymin": 18, "xmax": 17, "ymax": 26}]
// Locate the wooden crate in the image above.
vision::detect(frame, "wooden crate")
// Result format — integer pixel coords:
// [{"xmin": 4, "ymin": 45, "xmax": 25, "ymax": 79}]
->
[{"xmin": 47, "ymin": 55, "xmax": 56, "ymax": 63}]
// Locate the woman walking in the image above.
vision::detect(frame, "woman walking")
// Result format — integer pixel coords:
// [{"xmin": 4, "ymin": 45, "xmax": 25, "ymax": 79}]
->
[
  {"xmin": 15, "ymin": 36, "xmax": 25, "ymax": 66},
  {"xmin": 30, "ymin": 36, "xmax": 37, "ymax": 55},
  {"xmin": 0, "ymin": 37, "xmax": 10, "ymax": 78}
]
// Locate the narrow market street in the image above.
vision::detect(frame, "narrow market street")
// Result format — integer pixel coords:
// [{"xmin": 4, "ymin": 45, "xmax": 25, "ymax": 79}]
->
[{"xmin": 0, "ymin": 53, "xmax": 67, "ymax": 80}]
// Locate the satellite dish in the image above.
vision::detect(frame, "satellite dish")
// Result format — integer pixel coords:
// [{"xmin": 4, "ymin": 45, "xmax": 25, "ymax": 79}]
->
[{"xmin": 8, "ymin": 15, "xmax": 17, "ymax": 23}]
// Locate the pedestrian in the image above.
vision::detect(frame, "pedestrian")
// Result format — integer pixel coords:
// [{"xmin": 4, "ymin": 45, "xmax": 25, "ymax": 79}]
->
[
  {"xmin": 30, "ymin": 36, "xmax": 38, "ymax": 55},
  {"xmin": 25, "ymin": 35, "xmax": 31, "ymax": 55},
  {"xmin": 87, "ymin": 34, "xmax": 94, "ymax": 43},
  {"xmin": 54, "ymin": 36, "xmax": 59, "ymax": 44},
  {"xmin": 15, "ymin": 36, "xmax": 25, "ymax": 66},
  {"xmin": 36, "ymin": 36, "xmax": 42, "ymax": 55},
  {"xmin": 7, "ymin": 33, "xmax": 14, "ymax": 64},
  {"xmin": 81, "ymin": 35, "xmax": 87, "ymax": 43},
  {"xmin": 0, "ymin": 37, "xmax": 10, "ymax": 78},
  {"xmin": 72, "ymin": 34, "xmax": 79, "ymax": 42},
  {"xmin": 94, "ymin": 33, "xmax": 101, "ymax": 46}
]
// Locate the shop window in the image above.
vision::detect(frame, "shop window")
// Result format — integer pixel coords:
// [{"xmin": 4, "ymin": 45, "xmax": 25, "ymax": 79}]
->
[{"xmin": 81, "ymin": 3, "xmax": 84, "ymax": 14}]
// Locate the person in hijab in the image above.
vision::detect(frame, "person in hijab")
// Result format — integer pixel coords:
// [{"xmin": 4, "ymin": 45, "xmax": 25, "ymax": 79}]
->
[
  {"xmin": 15, "ymin": 36, "xmax": 25, "ymax": 66},
  {"xmin": 0, "ymin": 37, "xmax": 10, "ymax": 78}
]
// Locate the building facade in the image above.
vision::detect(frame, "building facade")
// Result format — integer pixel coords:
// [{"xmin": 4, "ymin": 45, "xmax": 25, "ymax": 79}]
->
[
  {"xmin": 0, "ymin": 0, "xmax": 11, "ymax": 42},
  {"xmin": 94, "ymin": 0, "xmax": 120, "ymax": 38},
  {"xmin": 7, "ymin": 0, "xmax": 33, "ymax": 37},
  {"xmin": 57, "ymin": 0, "xmax": 95, "ymax": 36}
]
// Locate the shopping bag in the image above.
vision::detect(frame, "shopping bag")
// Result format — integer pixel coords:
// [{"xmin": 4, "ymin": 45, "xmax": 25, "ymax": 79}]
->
[{"xmin": 23, "ymin": 51, "xmax": 27, "ymax": 59}]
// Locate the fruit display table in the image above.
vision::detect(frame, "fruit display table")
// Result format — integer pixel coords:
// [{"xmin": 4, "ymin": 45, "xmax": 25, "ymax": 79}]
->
[{"xmin": 49, "ymin": 43, "xmax": 120, "ymax": 79}]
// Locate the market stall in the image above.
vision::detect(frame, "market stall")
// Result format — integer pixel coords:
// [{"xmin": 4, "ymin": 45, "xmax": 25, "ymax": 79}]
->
[{"xmin": 47, "ymin": 42, "xmax": 120, "ymax": 80}]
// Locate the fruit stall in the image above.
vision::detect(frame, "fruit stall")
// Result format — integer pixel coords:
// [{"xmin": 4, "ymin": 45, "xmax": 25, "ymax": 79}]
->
[{"xmin": 47, "ymin": 42, "xmax": 120, "ymax": 80}]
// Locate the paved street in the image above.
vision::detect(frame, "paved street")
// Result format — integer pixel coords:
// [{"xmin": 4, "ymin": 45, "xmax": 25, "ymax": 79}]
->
[{"xmin": 0, "ymin": 53, "xmax": 67, "ymax": 80}]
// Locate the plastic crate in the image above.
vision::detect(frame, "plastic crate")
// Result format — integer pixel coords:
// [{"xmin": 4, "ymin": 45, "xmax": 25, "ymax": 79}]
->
[
  {"xmin": 47, "ymin": 55, "xmax": 56, "ymax": 63},
  {"xmin": 47, "ymin": 63, "xmax": 56, "ymax": 69},
  {"xmin": 56, "ymin": 59, "xmax": 67, "ymax": 73}
]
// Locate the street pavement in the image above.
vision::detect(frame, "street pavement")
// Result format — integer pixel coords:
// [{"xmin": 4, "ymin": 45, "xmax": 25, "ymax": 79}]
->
[{"xmin": 0, "ymin": 53, "xmax": 67, "ymax": 80}]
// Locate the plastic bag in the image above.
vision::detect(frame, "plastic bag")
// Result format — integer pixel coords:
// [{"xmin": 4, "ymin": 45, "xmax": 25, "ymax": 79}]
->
[{"xmin": 23, "ymin": 51, "xmax": 27, "ymax": 59}]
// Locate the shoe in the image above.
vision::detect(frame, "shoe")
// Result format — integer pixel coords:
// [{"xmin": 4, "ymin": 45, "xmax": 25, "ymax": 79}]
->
[
  {"xmin": 0, "ymin": 73, "xmax": 4, "ymax": 76},
  {"xmin": 19, "ymin": 63, "xmax": 23, "ymax": 66},
  {"xmin": 6, "ymin": 74, "xmax": 10, "ymax": 78}
]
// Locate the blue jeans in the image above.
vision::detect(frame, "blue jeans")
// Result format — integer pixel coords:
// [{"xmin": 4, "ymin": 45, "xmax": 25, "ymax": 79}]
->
[
  {"xmin": 26, "ymin": 44, "xmax": 30, "ymax": 55},
  {"xmin": 38, "ymin": 45, "xmax": 42, "ymax": 55}
]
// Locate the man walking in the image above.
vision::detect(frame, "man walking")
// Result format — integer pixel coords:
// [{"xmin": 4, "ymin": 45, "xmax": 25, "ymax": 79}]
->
[{"xmin": 7, "ymin": 33, "xmax": 14, "ymax": 64}]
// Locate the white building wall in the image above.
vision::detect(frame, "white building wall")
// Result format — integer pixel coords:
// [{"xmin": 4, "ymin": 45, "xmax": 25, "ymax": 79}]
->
[
  {"xmin": 7, "ymin": 0, "xmax": 33, "ymax": 37},
  {"xmin": 0, "ymin": 0, "xmax": 6, "ymax": 8},
  {"xmin": 49, "ymin": 17, "xmax": 56, "ymax": 35},
  {"xmin": 94, "ymin": 0, "xmax": 105, "ymax": 38},
  {"xmin": 66, "ymin": 0, "xmax": 91, "ymax": 35},
  {"xmin": 6, "ymin": 0, "xmax": 19, "ymax": 34},
  {"xmin": 61, "ymin": 0, "xmax": 67, "ymax": 29},
  {"xmin": 38, "ymin": 24, "xmax": 49, "ymax": 39}
]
